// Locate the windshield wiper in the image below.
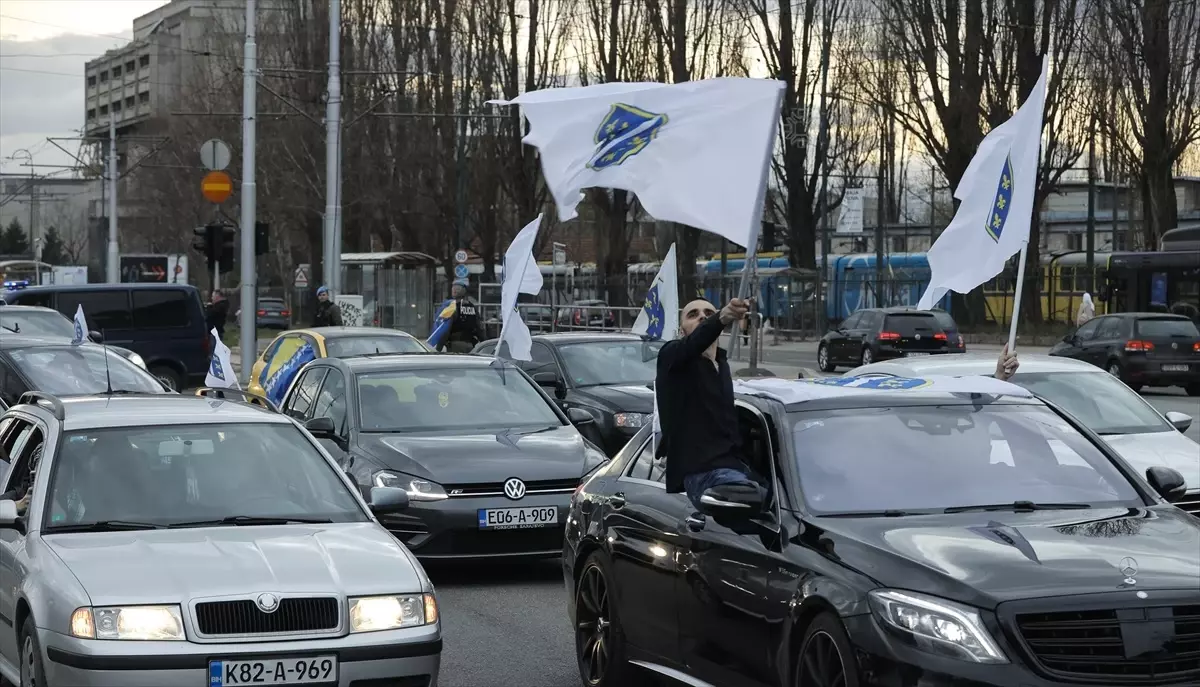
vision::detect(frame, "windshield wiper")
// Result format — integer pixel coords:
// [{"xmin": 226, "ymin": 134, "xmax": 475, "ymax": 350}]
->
[
  {"xmin": 819, "ymin": 510, "xmax": 930, "ymax": 518},
  {"xmin": 46, "ymin": 520, "xmax": 165, "ymax": 532},
  {"xmin": 944, "ymin": 501, "xmax": 1092, "ymax": 514},
  {"xmin": 169, "ymin": 515, "xmax": 334, "ymax": 528}
]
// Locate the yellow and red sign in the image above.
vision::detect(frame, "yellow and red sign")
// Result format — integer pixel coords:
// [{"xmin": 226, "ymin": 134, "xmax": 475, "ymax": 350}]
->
[{"xmin": 201, "ymin": 171, "xmax": 233, "ymax": 204}]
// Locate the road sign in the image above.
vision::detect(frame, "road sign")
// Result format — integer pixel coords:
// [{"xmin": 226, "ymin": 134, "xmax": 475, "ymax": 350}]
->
[
  {"xmin": 453, "ymin": 249, "xmax": 468, "ymax": 264},
  {"xmin": 199, "ymin": 139, "xmax": 232, "ymax": 171},
  {"xmin": 201, "ymin": 171, "xmax": 233, "ymax": 204},
  {"xmin": 553, "ymin": 243, "xmax": 567, "ymax": 266},
  {"xmin": 119, "ymin": 255, "xmax": 169, "ymax": 283},
  {"xmin": 294, "ymin": 264, "xmax": 311, "ymax": 289},
  {"xmin": 453, "ymin": 264, "xmax": 469, "ymax": 279}
]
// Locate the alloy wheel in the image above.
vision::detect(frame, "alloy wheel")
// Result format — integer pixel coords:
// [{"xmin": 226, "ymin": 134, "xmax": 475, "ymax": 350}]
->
[
  {"xmin": 21, "ymin": 635, "xmax": 37, "ymax": 687},
  {"xmin": 1108, "ymin": 363, "xmax": 1120, "ymax": 377},
  {"xmin": 575, "ymin": 564, "xmax": 612, "ymax": 686},
  {"xmin": 798, "ymin": 630, "xmax": 847, "ymax": 687},
  {"xmin": 818, "ymin": 346, "xmax": 828, "ymax": 369},
  {"xmin": 861, "ymin": 348, "xmax": 873, "ymax": 365}
]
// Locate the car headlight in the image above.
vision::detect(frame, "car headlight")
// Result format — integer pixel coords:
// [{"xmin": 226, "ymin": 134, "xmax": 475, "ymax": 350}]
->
[
  {"xmin": 373, "ymin": 470, "xmax": 447, "ymax": 501},
  {"xmin": 70, "ymin": 605, "xmax": 185, "ymax": 641},
  {"xmin": 126, "ymin": 352, "xmax": 147, "ymax": 370},
  {"xmin": 349, "ymin": 594, "xmax": 438, "ymax": 632},
  {"xmin": 613, "ymin": 412, "xmax": 650, "ymax": 428},
  {"xmin": 868, "ymin": 589, "xmax": 1008, "ymax": 664}
]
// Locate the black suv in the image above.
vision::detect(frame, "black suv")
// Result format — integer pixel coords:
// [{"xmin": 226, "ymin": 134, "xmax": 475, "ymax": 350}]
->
[
  {"xmin": 565, "ymin": 377, "xmax": 1198, "ymax": 687},
  {"xmin": 1050, "ymin": 312, "xmax": 1200, "ymax": 395},
  {"xmin": 818, "ymin": 307, "xmax": 963, "ymax": 372}
]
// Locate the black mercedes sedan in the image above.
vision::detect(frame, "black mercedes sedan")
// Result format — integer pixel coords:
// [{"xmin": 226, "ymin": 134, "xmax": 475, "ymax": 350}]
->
[
  {"xmin": 564, "ymin": 375, "xmax": 1200, "ymax": 687},
  {"xmin": 472, "ymin": 333, "xmax": 660, "ymax": 455},
  {"xmin": 0, "ymin": 335, "xmax": 170, "ymax": 409},
  {"xmin": 280, "ymin": 353, "xmax": 609, "ymax": 560}
]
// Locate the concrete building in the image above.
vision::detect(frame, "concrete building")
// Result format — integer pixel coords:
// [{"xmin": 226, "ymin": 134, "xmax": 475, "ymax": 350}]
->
[{"xmin": 0, "ymin": 173, "xmax": 99, "ymax": 263}]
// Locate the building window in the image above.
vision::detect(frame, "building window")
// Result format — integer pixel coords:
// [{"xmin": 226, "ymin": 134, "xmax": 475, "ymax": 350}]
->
[
  {"xmin": 139, "ymin": 91, "xmax": 149, "ymax": 104},
  {"xmin": 139, "ymin": 54, "xmax": 150, "ymax": 68},
  {"xmin": 112, "ymin": 65, "xmax": 122, "ymax": 78},
  {"xmin": 87, "ymin": 75, "xmax": 97, "ymax": 87},
  {"xmin": 87, "ymin": 108, "xmax": 96, "ymax": 120},
  {"xmin": 99, "ymin": 105, "xmax": 109, "ymax": 115},
  {"xmin": 125, "ymin": 60, "xmax": 136, "ymax": 73},
  {"xmin": 112, "ymin": 101, "xmax": 122, "ymax": 112},
  {"xmin": 125, "ymin": 96, "xmax": 135, "ymax": 108},
  {"xmin": 99, "ymin": 70, "xmax": 109, "ymax": 82}
]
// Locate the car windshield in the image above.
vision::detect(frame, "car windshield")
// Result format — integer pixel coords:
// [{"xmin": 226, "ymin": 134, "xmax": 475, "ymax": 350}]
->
[
  {"xmin": 42, "ymin": 423, "xmax": 366, "ymax": 530},
  {"xmin": 8, "ymin": 346, "xmax": 164, "ymax": 395},
  {"xmin": 558, "ymin": 340, "xmax": 663, "ymax": 386},
  {"xmin": 1010, "ymin": 371, "xmax": 1172, "ymax": 435},
  {"xmin": 325, "ymin": 335, "xmax": 426, "ymax": 358},
  {"xmin": 0, "ymin": 310, "xmax": 74, "ymax": 338},
  {"xmin": 792, "ymin": 403, "xmax": 1141, "ymax": 515},
  {"xmin": 1136, "ymin": 317, "xmax": 1199, "ymax": 338},
  {"xmin": 357, "ymin": 367, "xmax": 562, "ymax": 432}
]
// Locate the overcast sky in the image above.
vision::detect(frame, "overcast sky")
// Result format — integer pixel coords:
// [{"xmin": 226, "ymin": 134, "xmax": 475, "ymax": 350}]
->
[{"xmin": 0, "ymin": 1, "xmax": 168, "ymax": 176}]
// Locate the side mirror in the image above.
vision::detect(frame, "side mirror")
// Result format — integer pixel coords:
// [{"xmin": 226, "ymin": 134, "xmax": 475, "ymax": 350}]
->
[
  {"xmin": 1165, "ymin": 411, "xmax": 1193, "ymax": 433},
  {"xmin": 304, "ymin": 416, "xmax": 336, "ymax": 439},
  {"xmin": 1061, "ymin": 334, "xmax": 1075, "ymax": 344},
  {"xmin": 697, "ymin": 483, "xmax": 764, "ymax": 519},
  {"xmin": 88, "ymin": 330, "xmax": 104, "ymax": 343},
  {"xmin": 0, "ymin": 499, "xmax": 22, "ymax": 532},
  {"xmin": 368, "ymin": 486, "xmax": 409, "ymax": 514},
  {"xmin": 532, "ymin": 371, "xmax": 559, "ymax": 387},
  {"xmin": 1145, "ymin": 466, "xmax": 1188, "ymax": 502},
  {"xmin": 567, "ymin": 407, "xmax": 595, "ymax": 426}
]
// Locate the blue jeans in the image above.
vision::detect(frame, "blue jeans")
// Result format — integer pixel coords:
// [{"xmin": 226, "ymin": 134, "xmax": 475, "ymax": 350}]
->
[{"xmin": 684, "ymin": 468, "xmax": 755, "ymax": 510}]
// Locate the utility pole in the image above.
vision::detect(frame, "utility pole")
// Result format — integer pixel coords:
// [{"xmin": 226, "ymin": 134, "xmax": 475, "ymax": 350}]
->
[
  {"xmin": 815, "ymin": 33, "xmax": 832, "ymax": 330},
  {"xmin": 323, "ymin": 0, "xmax": 342, "ymax": 294},
  {"xmin": 875, "ymin": 163, "xmax": 886, "ymax": 306},
  {"xmin": 928, "ymin": 163, "xmax": 936, "ymax": 242},
  {"xmin": 107, "ymin": 117, "xmax": 119, "ymax": 283},
  {"xmin": 1086, "ymin": 112, "xmax": 1096, "ymax": 292},
  {"xmin": 239, "ymin": 0, "xmax": 259, "ymax": 377}
]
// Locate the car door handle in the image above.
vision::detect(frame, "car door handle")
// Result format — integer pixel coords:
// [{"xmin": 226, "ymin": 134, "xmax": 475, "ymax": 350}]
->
[
  {"xmin": 610, "ymin": 493, "xmax": 626, "ymax": 509},
  {"xmin": 685, "ymin": 514, "xmax": 705, "ymax": 531}
]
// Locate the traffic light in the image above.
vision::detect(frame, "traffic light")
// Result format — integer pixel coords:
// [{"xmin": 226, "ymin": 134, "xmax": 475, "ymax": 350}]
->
[
  {"xmin": 219, "ymin": 225, "xmax": 236, "ymax": 272},
  {"xmin": 255, "ymin": 221, "xmax": 269, "ymax": 256},
  {"xmin": 192, "ymin": 223, "xmax": 221, "ymax": 265}
]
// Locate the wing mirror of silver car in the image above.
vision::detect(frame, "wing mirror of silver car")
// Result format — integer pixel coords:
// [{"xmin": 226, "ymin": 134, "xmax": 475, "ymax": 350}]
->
[
  {"xmin": 0, "ymin": 500, "xmax": 23, "ymax": 533},
  {"xmin": 369, "ymin": 486, "xmax": 410, "ymax": 515},
  {"xmin": 88, "ymin": 330, "xmax": 104, "ymax": 343},
  {"xmin": 1145, "ymin": 466, "xmax": 1188, "ymax": 503},
  {"xmin": 1164, "ymin": 411, "xmax": 1193, "ymax": 433}
]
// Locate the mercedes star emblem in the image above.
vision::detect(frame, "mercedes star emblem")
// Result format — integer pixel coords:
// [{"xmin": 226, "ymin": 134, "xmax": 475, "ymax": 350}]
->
[
  {"xmin": 1172, "ymin": 342, "xmax": 1178, "ymax": 350},
  {"xmin": 1119, "ymin": 556, "xmax": 1138, "ymax": 585},
  {"xmin": 256, "ymin": 593, "xmax": 280, "ymax": 613},
  {"xmin": 503, "ymin": 478, "xmax": 527, "ymax": 500}
]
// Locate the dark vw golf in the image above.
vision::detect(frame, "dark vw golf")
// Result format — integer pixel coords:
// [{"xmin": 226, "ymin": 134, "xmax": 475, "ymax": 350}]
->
[
  {"xmin": 564, "ymin": 376, "xmax": 1200, "ymax": 687},
  {"xmin": 281, "ymin": 354, "xmax": 608, "ymax": 559}
]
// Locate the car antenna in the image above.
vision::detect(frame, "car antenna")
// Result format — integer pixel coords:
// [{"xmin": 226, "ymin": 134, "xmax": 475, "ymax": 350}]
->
[{"xmin": 102, "ymin": 328, "xmax": 113, "ymax": 395}]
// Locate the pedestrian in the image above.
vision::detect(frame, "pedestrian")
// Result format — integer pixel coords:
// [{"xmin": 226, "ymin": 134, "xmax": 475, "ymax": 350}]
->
[
  {"xmin": 1076, "ymin": 292, "xmax": 1095, "ymax": 328},
  {"xmin": 312, "ymin": 286, "xmax": 343, "ymax": 327},
  {"xmin": 440, "ymin": 281, "xmax": 482, "ymax": 353},
  {"xmin": 656, "ymin": 297, "xmax": 764, "ymax": 510},
  {"xmin": 206, "ymin": 289, "xmax": 230, "ymax": 340}
]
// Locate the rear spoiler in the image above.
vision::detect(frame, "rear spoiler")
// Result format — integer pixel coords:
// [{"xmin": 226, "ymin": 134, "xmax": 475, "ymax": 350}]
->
[{"xmin": 194, "ymin": 387, "xmax": 279, "ymax": 413}]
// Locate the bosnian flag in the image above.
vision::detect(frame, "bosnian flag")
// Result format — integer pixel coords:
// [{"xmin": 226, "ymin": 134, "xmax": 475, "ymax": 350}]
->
[
  {"xmin": 632, "ymin": 244, "xmax": 679, "ymax": 438},
  {"xmin": 70, "ymin": 305, "xmax": 87, "ymax": 345}
]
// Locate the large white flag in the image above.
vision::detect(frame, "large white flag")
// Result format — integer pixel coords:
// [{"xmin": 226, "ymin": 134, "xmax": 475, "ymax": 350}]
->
[
  {"xmin": 497, "ymin": 214, "xmax": 545, "ymax": 362},
  {"xmin": 917, "ymin": 58, "xmax": 1049, "ymax": 310},
  {"xmin": 70, "ymin": 304, "xmax": 87, "ymax": 345},
  {"xmin": 205, "ymin": 328, "xmax": 239, "ymax": 389},
  {"xmin": 490, "ymin": 78, "xmax": 784, "ymax": 250}
]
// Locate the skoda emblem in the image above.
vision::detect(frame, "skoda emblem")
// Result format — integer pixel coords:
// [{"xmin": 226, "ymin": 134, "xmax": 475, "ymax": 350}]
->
[
  {"xmin": 503, "ymin": 478, "xmax": 527, "ymax": 500},
  {"xmin": 1119, "ymin": 557, "xmax": 1138, "ymax": 586},
  {"xmin": 1172, "ymin": 342, "xmax": 1178, "ymax": 350},
  {"xmin": 915, "ymin": 334, "xmax": 921, "ymax": 340},
  {"xmin": 256, "ymin": 593, "xmax": 280, "ymax": 613}
]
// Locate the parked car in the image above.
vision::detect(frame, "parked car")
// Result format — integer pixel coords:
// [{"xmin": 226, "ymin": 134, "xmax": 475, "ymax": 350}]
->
[
  {"xmin": 565, "ymin": 375, "xmax": 1197, "ymax": 687},
  {"xmin": 0, "ymin": 391, "xmax": 441, "ymax": 687},
  {"xmin": 849, "ymin": 353, "xmax": 1200, "ymax": 516},
  {"xmin": 0, "ymin": 335, "xmax": 168, "ymax": 408},
  {"xmin": 279, "ymin": 353, "xmax": 608, "ymax": 559},
  {"xmin": 1049, "ymin": 312, "xmax": 1200, "ymax": 395},
  {"xmin": 248, "ymin": 327, "xmax": 431, "ymax": 407},
  {"xmin": 255, "ymin": 296, "xmax": 290, "ymax": 329},
  {"xmin": 557, "ymin": 300, "xmax": 616, "ymax": 330},
  {"xmin": 818, "ymin": 306, "xmax": 962, "ymax": 372},
  {"xmin": 0, "ymin": 283, "xmax": 210, "ymax": 391},
  {"xmin": 473, "ymin": 333, "xmax": 659, "ymax": 455},
  {"xmin": 0, "ymin": 304, "xmax": 146, "ymax": 369}
]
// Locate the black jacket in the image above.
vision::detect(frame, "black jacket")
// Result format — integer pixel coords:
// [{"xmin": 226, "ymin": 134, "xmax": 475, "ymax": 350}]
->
[
  {"xmin": 447, "ymin": 297, "xmax": 482, "ymax": 344},
  {"xmin": 313, "ymin": 301, "xmax": 343, "ymax": 327},
  {"xmin": 655, "ymin": 314, "xmax": 743, "ymax": 493},
  {"xmin": 206, "ymin": 300, "xmax": 230, "ymax": 337}
]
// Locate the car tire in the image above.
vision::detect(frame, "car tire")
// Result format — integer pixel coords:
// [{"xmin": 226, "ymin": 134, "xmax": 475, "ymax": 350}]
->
[
  {"xmin": 150, "ymin": 364, "xmax": 184, "ymax": 392},
  {"xmin": 574, "ymin": 552, "xmax": 654, "ymax": 687},
  {"xmin": 860, "ymin": 347, "xmax": 874, "ymax": 366},
  {"xmin": 794, "ymin": 612, "xmax": 861, "ymax": 687},
  {"xmin": 817, "ymin": 344, "xmax": 836, "ymax": 372},
  {"xmin": 19, "ymin": 617, "xmax": 48, "ymax": 687}
]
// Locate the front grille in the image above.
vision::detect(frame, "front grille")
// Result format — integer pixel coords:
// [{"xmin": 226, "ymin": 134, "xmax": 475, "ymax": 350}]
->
[
  {"xmin": 443, "ymin": 477, "xmax": 579, "ymax": 497},
  {"xmin": 1174, "ymin": 492, "xmax": 1200, "ymax": 516},
  {"xmin": 195, "ymin": 597, "xmax": 339, "ymax": 636},
  {"xmin": 1015, "ymin": 605, "xmax": 1200, "ymax": 684},
  {"xmin": 410, "ymin": 526, "xmax": 564, "ymax": 556}
]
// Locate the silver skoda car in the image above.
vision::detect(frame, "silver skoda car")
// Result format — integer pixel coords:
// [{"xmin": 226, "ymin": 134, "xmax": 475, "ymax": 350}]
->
[{"xmin": 0, "ymin": 391, "xmax": 441, "ymax": 687}]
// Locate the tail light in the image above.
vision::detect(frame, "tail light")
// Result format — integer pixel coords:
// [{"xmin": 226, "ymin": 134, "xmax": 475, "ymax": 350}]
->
[
  {"xmin": 281, "ymin": 309, "xmax": 290, "ymax": 316},
  {"xmin": 1193, "ymin": 342, "xmax": 1200, "ymax": 352},
  {"xmin": 878, "ymin": 331, "xmax": 901, "ymax": 341},
  {"xmin": 934, "ymin": 333, "xmax": 947, "ymax": 341},
  {"xmin": 573, "ymin": 311, "xmax": 581, "ymax": 325},
  {"xmin": 256, "ymin": 310, "xmax": 266, "ymax": 316},
  {"xmin": 957, "ymin": 334, "xmax": 965, "ymax": 348},
  {"xmin": 1125, "ymin": 340, "xmax": 1154, "ymax": 352}
]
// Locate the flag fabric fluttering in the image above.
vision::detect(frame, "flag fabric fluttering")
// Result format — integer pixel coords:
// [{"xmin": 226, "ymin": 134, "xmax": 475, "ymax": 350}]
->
[
  {"xmin": 490, "ymin": 78, "xmax": 785, "ymax": 250},
  {"xmin": 917, "ymin": 57, "xmax": 1049, "ymax": 312},
  {"xmin": 496, "ymin": 214, "xmax": 545, "ymax": 362},
  {"xmin": 631, "ymin": 243, "xmax": 679, "ymax": 342},
  {"xmin": 205, "ymin": 328, "xmax": 239, "ymax": 389},
  {"xmin": 70, "ymin": 305, "xmax": 87, "ymax": 345}
]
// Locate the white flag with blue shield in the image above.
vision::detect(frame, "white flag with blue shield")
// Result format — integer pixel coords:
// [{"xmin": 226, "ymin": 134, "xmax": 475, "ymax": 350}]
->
[
  {"xmin": 917, "ymin": 58, "xmax": 1048, "ymax": 311},
  {"xmin": 70, "ymin": 305, "xmax": 86, "ymax": 345},
  {"xmin": 205, "ymin": 328, "xmax": 239, "ymax": 389},
  {"xmin": 497, "ymin": 214, "xmax": 545, "ymax": 362},
  {"xmin": 631, "ymin": 244, "xmax": 679, "ymax": 438}
]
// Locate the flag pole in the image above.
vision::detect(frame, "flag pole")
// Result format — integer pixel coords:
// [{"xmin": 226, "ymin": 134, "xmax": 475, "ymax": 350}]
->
[
  {"xmin": 1007, "ymin": 240, "xmax": 1029, "ymax": 353},
  {"xmin": 727, "ymin": 85, "xmax": 785, "ymax": 355}
]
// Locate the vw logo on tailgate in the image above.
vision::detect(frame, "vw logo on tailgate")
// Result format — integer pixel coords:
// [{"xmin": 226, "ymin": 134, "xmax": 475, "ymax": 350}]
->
[{"xmin": 503, "ymin": 478, "xmax": 527, "ymax": 500}]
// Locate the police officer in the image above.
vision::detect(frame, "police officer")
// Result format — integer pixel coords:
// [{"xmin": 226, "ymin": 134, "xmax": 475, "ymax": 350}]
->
[
  {"xmin": 312, "ymin": 286, "xmax": 344, "ymax": 327},
  {"xmin": 442, "ymin": 281, "xmax": 482, "ymax": 353}
]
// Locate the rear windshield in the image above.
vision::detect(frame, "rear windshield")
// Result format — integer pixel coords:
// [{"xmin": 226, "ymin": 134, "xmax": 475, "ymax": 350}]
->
[
  {"xmin": 930, "ymin": 311, "xmax": 958, "ymax": 331},
  {"xmin": 883, "ymin": 313, "xmax": 940, "ymax": 335},
  {"xmin": 325, "ymin": 335, "xmax": 427, "ymax": 357},
  {"xmin": 1136, "ymin": 318, "xmax": 1199, "ymax": 338}
]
